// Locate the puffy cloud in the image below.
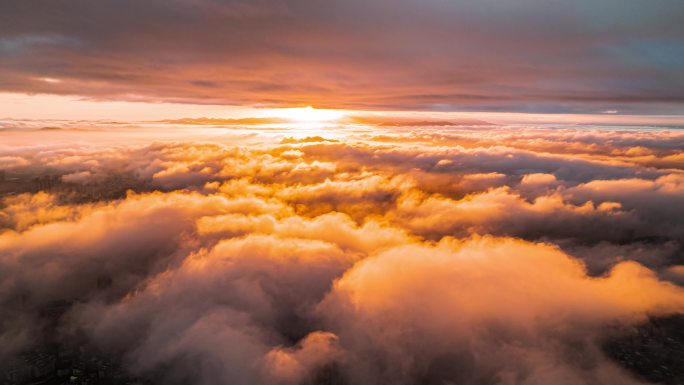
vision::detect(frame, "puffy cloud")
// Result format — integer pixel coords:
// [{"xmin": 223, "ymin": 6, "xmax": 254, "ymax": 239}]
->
[
  {"xmin": 262, "ymin": 331, "xmax": 345, "ymax": 385},
  {"xmin": 320, "ymin": 237, "xmax": 684, "ymax": 384},
  {"xmin": 0, "ymin": 123, "xmax": 683, "ymax": 384},
  {"xmin": 388, "ymin": 187, "xmax": 634, "ymax": 243},
  {"xmin": 0, "ymin": 191, "xmax": 247, "ymax": 360},
  {"xmin": 0, "ymin": 192, "xmax": 80, "ymax": 231},
  {"xmin": 0, "ymin": 156, "xmax": 30, "ymax": 168},
  {"xmin": 566, "ymin": 174, "xmax": 684, "ymax": 241},
  {"xmin": 520, "ymin": 172, "xmax": 557, "ymax": 186},
  {"xmin": 73, "ymin": 234, "xmax": 357, "ymax": 384}
]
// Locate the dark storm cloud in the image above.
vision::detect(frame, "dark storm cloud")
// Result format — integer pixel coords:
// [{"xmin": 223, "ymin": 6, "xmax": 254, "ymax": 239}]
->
[{"xmin": 1, "ymin": 0, "xmax": 684, "ymax": 112}]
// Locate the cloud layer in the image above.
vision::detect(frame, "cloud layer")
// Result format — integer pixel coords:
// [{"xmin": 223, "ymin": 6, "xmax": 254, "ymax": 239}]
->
[
  {"xmin": 2, "ymin": 0, "xmax": 684, "ymax": 113},
  {"xmin": 1, "ymin": 123, "xmax": 684, "ymax": 384}
]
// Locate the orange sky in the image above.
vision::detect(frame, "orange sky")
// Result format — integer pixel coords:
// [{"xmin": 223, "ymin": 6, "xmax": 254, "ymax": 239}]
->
[
  {"xmin": 2, "ymin": 92, "xmax": 684, "ymax": 127},
  {"xmin": 2, "ymin": 1, "xmax": 684, "ymax": 117}
]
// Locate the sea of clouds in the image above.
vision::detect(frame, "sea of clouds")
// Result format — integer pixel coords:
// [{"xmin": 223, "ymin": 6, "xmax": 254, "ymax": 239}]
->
[{"xmin": 1, "ymin": 123, "xmax": 683, "ymax": 385}]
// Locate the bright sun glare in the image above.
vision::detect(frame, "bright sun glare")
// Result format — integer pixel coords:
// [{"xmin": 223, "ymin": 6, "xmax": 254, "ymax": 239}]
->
[{"xmin": 271, "ymin": 106, "xmax": 345, "ymax": 123}]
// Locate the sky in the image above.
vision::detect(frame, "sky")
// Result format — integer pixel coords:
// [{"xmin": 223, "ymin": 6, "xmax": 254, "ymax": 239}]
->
[{"xmin": 1, "ymin": 0, "xmax": 684, "ymax": 119}]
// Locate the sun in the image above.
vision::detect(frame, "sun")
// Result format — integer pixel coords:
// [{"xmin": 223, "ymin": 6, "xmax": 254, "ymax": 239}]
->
[{"xmin": 270, "ymin": 106, "xmax": 345, "ymax": 123}]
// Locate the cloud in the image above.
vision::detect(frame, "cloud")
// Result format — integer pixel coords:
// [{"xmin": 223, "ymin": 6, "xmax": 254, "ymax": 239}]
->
[
  {"xmin": 0, "ymin": 156, "xmax": 30, "ymax": 168},
  {"xmin": 262, "ymin": 331, "xmax": 345, "ymax": 385},
  {"xmin": 1, "ymin": 0, "xmax": 684, "ymax": 112},
  {"xmin": 161, "ymin": 117, "xmax": 290, "ymax": 126},
  {"xmin": 61, "ymin": 170, "xmax": 93, "ymax": 184},
  {"xmin": 343, "ymin": 115, "xmax": 493, "ymax": 127},
  {"xmin": 520, "ymin": 172, "xmax": 558, "ymax": 186},
  {"xmin": 72, "ymin": 233, "xmax": 356, "ymax": 385},
  {"xmin": 0, "ymin": 123, "xmax": 683, "ymax": 384},
  {"xmin": 319, "ymin": 236, "xmax": 684, "ymax": 384}
]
